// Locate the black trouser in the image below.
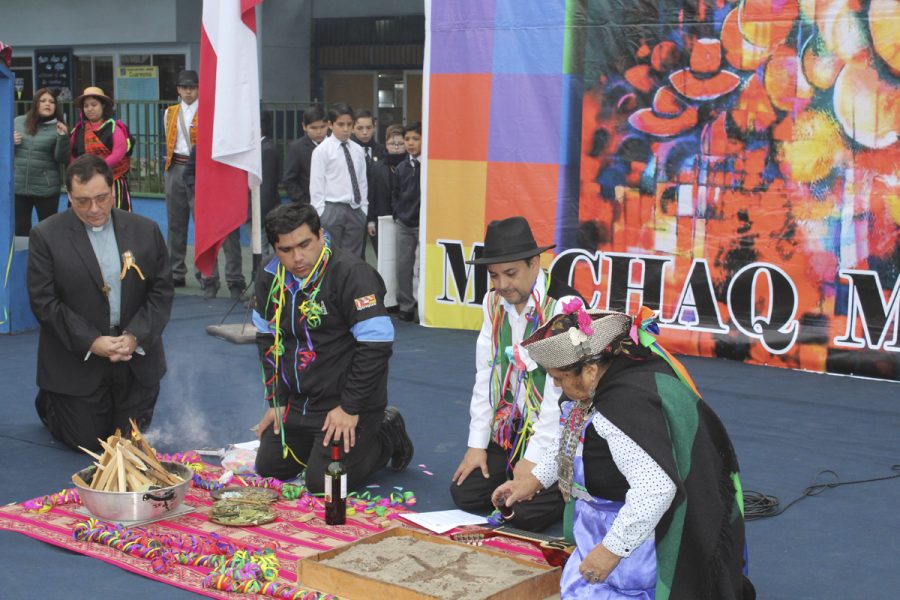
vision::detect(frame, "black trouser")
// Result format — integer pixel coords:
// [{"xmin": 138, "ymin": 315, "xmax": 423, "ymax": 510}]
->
[
  {"xmin": 15, "ymin": 194, "xmax": 59, "ymax": 236},
  {"xmin": 255, "ymin": 404, "xmax": 391, "ymax": 492},
  {"xmin": 35, "ymin": 363, "xmax": 159, "ymax": 452},
  {"xmin": 449, "ymin": 441, "xmax": 565, "ymax": 532}
]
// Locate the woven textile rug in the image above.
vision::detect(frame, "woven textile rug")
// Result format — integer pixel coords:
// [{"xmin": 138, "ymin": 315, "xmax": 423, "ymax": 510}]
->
[{"xmin": 0, "ymin": 462, "xmax": 545, "ymax": 598}]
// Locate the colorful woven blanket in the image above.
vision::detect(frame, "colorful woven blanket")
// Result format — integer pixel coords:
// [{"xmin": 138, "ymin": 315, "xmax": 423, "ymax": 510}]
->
[{"xmin": 0, "ymin": 459, "xmax": 544, "ymax": 598}]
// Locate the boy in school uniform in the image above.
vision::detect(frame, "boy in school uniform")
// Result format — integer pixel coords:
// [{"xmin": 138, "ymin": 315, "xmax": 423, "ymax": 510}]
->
[
  {"xmin": 282, "ymin": 104, "xmax": 328, "ymax": 205},
  {"xmin": 367, "ymin": 124, "xmax": 406, "ymax": 256},
  {"xmin": 309, "ymin": 103, "xmax": 368, "ymax": 257},
  {"xmin": 351, "ymin": 109, "xmax": 385, "ymax": 163},
  {"xmin": 391, "ymin": 122, "xmax": 422, "ymax": 322}
]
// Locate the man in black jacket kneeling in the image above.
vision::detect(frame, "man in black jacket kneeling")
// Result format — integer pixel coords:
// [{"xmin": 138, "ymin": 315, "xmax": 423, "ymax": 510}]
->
[{"xmin": 251, "ymin": 203, "xmax": 413, "ymax": 490}]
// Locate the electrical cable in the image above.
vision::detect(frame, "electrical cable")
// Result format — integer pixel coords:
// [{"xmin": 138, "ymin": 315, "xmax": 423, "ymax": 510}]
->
[{"xmin": 742, "ymin": 464, "xmax": 900, "ymax": 521}]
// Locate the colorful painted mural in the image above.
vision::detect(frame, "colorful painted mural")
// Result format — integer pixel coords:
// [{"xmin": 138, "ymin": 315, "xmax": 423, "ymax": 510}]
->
[
  {"xmin": 422, "ymin": 0, "xmax": 899, "ymax": 379},
  {"xmin": 575, "ymin": 0, "xmax": 899, "ymax": 378}
]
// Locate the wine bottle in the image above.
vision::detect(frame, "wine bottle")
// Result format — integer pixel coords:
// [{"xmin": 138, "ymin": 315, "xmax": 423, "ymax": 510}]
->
[{"xmin": 324, "ymin": 440, "xmax": 347, "ymax": 525}]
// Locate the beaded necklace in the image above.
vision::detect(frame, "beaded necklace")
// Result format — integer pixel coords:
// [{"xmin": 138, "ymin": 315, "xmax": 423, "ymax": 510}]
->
[{"xmin": 557, "ymin": 398, "xmax": 594, "ymax": 501}]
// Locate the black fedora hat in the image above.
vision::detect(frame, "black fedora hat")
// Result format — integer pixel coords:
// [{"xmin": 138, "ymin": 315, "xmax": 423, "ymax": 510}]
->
[
  {"xmin": 176, "ymin": 70, "xmax": 199, "ymax": 87},
  {"xmin": 467, "ymin": 216, "xmax": 555, "ymax": 265}
]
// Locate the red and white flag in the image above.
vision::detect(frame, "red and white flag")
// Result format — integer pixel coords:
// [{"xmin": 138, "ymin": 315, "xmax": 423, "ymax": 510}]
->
[{"xmin": 195, "ymin": 0, "xmax": 263, "ymax": 276}]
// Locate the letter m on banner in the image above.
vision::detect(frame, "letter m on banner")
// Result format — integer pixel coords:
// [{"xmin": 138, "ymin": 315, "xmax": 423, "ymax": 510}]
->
[
  {"xmin": 436, "ymin": 240, "xmax": 487, "ymax": 306},
  {"xmin": 833, "ymin": 270, "xmax": 900, "ymax": 352}
]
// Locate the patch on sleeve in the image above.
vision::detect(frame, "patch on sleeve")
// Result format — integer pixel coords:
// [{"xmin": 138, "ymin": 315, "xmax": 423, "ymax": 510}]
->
[{"xmin": 354, "ymin": 294, "xmax": 377, "ymax": 311}]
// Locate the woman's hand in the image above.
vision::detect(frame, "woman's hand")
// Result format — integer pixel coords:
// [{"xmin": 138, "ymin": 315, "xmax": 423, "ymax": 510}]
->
[
  {"xmin": 512, "ymin": 458, "xmax": 538, "ymax": 501},
  {"xmin": 579, "ymin": 543, "xmax": 621, "ymax": 585},
  {"xmin": 491, "ymin": 473, "xmax": 542, "ymax": 509},
  {"xmin": 13, "ymin": 131, "xmax": 22, "ymax": 145},
  {"xmin": 56, "ymin": 121, "xmax": 68, "ymax": 136}
]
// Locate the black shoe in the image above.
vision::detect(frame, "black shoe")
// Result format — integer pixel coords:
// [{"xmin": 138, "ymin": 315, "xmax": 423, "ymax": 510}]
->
[
  {"xmin": 397, "ymin": 310, "xmax": 416, "ymax": 322},
  {"xmin": 229, "ymin": 286, "xmax": 245, "ymax": 300},
  {"xmin": 35, "ymin": 392, "xmax": 50, "ymax": 428},
  {"xmin": 203, "ymin": 284, "xmax": 219, "ymax": 299},
  {"xmin": 382, "ymin": 406, "xmax": 413, "ymax": 472},
  {"xmin": 173, "ymin": 278, "xmax": 186, "ymax": 288}
]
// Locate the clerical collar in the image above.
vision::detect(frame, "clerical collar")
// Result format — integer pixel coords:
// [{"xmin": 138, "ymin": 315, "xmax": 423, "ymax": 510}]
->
[{"xmin": 87, "ymin": 218, "xmax": 112, "ymax": 233}]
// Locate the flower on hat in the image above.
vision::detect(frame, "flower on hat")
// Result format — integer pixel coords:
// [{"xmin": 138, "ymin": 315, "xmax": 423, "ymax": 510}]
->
[
  {"xmin": 568, "ymin": 327, "xmax": 589, "ymax": 347},
  {"xmin": 562, "ymin": 298, "xmax": 594, "ymax": 335}
]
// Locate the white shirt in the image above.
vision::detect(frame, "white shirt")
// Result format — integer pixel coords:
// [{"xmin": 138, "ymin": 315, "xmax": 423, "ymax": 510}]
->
[
  {"xmin": 533, "ymin": 411, "xmax": 676, "ymax": 558},
  {"xmin": 309, "ymin": 135, "xmax": 368, "ymax": 215},
  {"xmin": 165, "ymin": 99, "xmax": 198, "ymax": 155},
  {"xmin": 467, "ymin": 270, "xmax": 577, "ymax": 464}
]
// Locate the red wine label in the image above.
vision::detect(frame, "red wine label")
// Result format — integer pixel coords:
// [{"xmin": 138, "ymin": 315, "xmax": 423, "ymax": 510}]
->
[{"xmin": 340, "ymin": 474, "xmax": 347, "ymax": 499}]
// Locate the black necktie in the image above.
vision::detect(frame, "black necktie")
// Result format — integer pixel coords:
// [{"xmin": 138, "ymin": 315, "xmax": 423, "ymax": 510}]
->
[{"xmin": 341, "ymin": 141, "xmax": 362, "ymax": 207}]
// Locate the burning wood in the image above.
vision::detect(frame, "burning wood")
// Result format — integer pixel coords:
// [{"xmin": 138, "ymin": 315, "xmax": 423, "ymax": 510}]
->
[{"xmin": 74, "ymin": 421, "xmax": 183, "ymax": 492}]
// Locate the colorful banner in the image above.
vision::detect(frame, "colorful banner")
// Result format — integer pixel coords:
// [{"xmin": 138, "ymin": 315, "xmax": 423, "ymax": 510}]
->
[{"xmin": 422, "ymin": 0, "xmax": 900, "ymax": 380}]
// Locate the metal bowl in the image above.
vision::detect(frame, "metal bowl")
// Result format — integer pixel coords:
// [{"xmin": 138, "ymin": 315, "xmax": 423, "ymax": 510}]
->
[{"xmin": 72, "ymin": 461, "xmax": 194, "ymax": 522}]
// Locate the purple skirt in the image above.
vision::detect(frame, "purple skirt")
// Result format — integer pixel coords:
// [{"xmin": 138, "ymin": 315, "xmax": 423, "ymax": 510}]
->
[{"xmin": 560, "ymin": 496, "xmax": 657, "ymax": 598}]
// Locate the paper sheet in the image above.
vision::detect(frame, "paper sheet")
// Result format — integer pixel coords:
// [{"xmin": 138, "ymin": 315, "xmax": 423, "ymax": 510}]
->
[
  {"xmin": 231, "ymin": 439, "xmax": 261, "ymax": 451},
  {"xmin": 397, "ymin": 510, "xmax": 487, "ymax": 534}
]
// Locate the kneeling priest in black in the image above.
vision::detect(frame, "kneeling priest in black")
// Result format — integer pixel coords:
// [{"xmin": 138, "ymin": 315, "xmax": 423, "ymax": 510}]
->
[{"xmin": 28, "ymin": 155, "xmax": 173, "ymax": 451}]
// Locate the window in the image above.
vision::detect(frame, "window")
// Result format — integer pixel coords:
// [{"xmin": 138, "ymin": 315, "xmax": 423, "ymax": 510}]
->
[
  {"xmin": 154, "ymin": 54, "xmax": 186, "ymax": 101},
  {"xmin": 74, "ymin": 55, "xmax": 114, "ymax": 97},
  {"xmin": 121, "ymin": 55, "xmax": 152, "ymax": 66},
  {"xmin": 11, "ymin": 56, "xmax": 33, "ymax": 101},
  {"xmin": 119, "ymin": 53, "xmax": 185, "ymax": 100}
]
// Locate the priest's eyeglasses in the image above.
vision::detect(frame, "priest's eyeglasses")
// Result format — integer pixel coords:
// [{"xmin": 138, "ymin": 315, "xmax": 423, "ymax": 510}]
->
[{"xmin": 70, "ymin": 192, "xmax": 113, "ymax": 207}]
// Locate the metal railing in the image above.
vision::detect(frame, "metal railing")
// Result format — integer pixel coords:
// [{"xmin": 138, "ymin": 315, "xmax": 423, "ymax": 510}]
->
[{"xmin": 15, "ymin": 99, "xmax": 314, "ymax": 196}]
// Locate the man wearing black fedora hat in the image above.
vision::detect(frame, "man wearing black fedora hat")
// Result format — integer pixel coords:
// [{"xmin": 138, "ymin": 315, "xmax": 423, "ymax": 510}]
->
[{"xmin": 450, "ymin": 216, "xmax": 582, "ymax": 531}]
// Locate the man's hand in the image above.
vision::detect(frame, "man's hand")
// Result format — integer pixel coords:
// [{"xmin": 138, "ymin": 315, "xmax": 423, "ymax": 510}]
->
[
  {"xmin": 512, "ymin": 458, "xmax": 538, "ymax": 501},
  {"xmin": 579, "ymin": 543, "xmax": 621, "ymax": 585},
  {"xmin": 13, "ymin": 131, "xmax": 22, "ymax": 145},
  {"xmin": 56, "ymin": 121, "xmax": 68, "ymax": 136},
  {"xmin": 322, "ymin": 406, "xmax": 359, "ymax": 453},
  {"xmin": 89, "ymin": 335, "xmax": 125, "ymax": 359},
  {"xmin": 255, "ymin": 408, "xmax": 279, "ymax": 438},
  {"xmin": 367, "ymin": 223, "xmax": 376, "ymax": 237},
  {"xmin": 452, "ymin": 448, "xmax": 489, "ymax": 485},
  {"xmin": 108, "ymin": 333, "xmax": 138, "ymax": 361}
]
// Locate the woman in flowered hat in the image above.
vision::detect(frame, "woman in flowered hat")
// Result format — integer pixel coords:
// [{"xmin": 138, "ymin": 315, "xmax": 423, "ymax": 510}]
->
[
  {"xmin": 492, "ymin": 302, "xmax": 755, "ymax": 599},
  {"xmin": 70, "ymin": 86, "xmax": 133, "ymax": 210}
]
